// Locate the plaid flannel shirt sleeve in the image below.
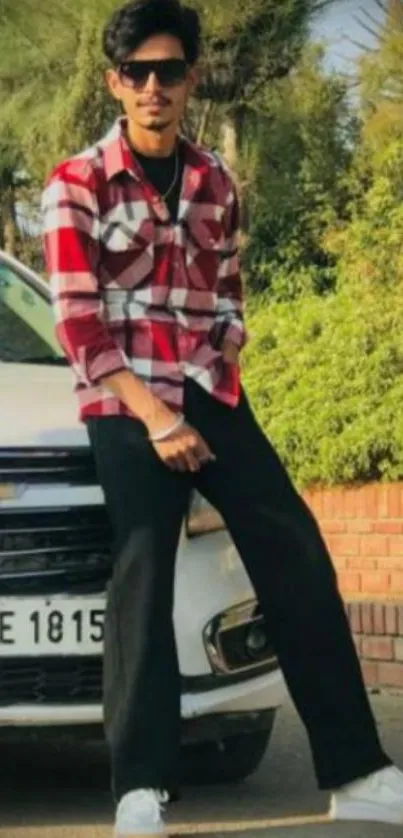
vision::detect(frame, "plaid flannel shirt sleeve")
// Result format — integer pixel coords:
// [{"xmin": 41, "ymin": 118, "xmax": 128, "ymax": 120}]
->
[
  {"xmin": 210, "ymin": 176, "xmax": 248, "ymax": 352},
  {"xmin": 41, "ymin": 166, "xmax": 131, "ymax": 386}
]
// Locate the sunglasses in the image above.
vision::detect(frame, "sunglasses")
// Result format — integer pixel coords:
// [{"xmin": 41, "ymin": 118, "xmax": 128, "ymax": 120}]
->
[{"xmin": 118, "ymin": 58, "xmax": 188, "ymax": 89}]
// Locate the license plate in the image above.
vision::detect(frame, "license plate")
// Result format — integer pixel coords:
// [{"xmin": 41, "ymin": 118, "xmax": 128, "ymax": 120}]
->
[{"xmin": 0, "ymin": 596, "xmax": 106, "ymax": 657}]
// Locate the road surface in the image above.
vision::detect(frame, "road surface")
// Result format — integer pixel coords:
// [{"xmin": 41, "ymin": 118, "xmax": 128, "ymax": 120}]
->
[{"xmin": 0, "ymin": 690, "xmax": 402, "ymax": 838}]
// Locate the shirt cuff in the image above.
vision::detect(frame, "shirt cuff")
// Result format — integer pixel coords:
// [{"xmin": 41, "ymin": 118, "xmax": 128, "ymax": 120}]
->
[{"xmin": 86, "ymin": 347, "xmax": 131, "ymax": 385}]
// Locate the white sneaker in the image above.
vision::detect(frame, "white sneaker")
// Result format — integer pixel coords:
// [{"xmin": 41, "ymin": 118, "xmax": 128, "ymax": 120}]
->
[
  {"xmin": 114, "ymin": 788, "xmax": 168, "ymax": 837},
  {"xmin": 330, "ymin": 765, "xmax": 403, "ymax": 825}
]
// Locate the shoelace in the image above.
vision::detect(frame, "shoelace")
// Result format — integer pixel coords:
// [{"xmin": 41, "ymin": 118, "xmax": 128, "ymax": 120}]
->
[{"xmin": 117, "ymin": 788, "xmax": 168, "ymax": 829}]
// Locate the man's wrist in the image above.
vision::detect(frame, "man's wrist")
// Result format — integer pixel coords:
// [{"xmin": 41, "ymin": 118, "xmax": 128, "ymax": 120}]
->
[
  {"xmin": 149, "ymin": 414, "xmax": 185, "ymax": 442},
  {"xmin": 141, "ymin": 400, "xmax": 179, "ymax": 437}
]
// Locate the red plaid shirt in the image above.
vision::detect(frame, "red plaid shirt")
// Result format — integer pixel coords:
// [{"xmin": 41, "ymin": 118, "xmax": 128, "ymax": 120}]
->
[{"xmin": 41, "ymin": 117, "xmax": 247, "ymax": 422}]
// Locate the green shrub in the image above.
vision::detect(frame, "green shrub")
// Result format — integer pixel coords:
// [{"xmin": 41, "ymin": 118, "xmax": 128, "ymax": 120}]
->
[{"xmin": 242, "ymin": 286, "xmax": 403, "ymax": 488}]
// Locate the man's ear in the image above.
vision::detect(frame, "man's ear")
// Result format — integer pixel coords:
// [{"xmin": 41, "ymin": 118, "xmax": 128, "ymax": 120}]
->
[{"xmin": 105, "ymin": 68, "xmax": 122, "ymax": 102}]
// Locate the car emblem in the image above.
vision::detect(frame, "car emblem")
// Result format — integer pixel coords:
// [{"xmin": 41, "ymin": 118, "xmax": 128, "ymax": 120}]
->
[{"xmin": 0, "ymin": 483, "xmax": 25, "ymax": 501}]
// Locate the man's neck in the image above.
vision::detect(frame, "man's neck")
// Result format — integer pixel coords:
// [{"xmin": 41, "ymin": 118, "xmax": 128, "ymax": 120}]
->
[{"xmin": 126, "ymin": 120, "xmax": 178, "ymax": 158}]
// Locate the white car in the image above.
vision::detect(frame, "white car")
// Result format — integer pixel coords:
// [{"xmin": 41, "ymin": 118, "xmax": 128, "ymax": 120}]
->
[{"xmin": 0, "ymin": 249, "xmax": 286, "ymax": 784}]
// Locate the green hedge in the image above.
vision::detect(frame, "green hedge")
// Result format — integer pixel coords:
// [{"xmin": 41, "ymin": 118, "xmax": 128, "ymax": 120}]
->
[{"xmin": 242, "ymin": 286, "xmax": 403, "ymax": 488}]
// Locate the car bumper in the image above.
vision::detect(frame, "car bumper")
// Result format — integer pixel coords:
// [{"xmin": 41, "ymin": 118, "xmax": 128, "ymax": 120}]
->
[{"xmin": 0, "ymin": 668, "xmax": 285, "ymax": 729}]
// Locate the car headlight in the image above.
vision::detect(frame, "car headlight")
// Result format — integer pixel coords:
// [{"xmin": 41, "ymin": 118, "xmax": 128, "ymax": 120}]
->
[{"xmin": 186, "ymin": 491, "xmax": 226, "ymax": 538}]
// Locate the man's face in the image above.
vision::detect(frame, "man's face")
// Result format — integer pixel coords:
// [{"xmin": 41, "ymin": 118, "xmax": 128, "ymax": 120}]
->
[{"xmin": 106, "ymin": 34, "xmax": 196, "ymax": 133}]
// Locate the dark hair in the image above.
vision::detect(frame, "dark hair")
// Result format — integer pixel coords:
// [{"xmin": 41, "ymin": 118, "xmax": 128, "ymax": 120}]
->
[{"xmin": 102, "ymin": 0, "xmax": 202, "ymax": 66}]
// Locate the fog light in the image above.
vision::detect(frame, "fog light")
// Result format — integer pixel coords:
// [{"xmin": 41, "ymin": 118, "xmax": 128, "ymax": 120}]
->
[{"xmin": 245, "ymin": 624, "xmax": 269, "ymax": 660}]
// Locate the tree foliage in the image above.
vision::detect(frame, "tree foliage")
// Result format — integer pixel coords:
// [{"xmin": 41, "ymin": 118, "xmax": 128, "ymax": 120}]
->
[
  {"xmin": 0, "ymin": 0, "xmax": 334, "ymax": 181},
  {"xmin": 241, "ymin": 3, "xmax": 403, "ymax": 487},
  {"xmin": 240, "ymin": 44, "xmax": 355, "ymax": 299}
]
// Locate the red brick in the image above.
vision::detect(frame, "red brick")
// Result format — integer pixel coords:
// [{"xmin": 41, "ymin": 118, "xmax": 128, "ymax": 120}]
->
[
  {"xmin": 378, "ymin": 662, "xmax": 403, "ymax": 688},
  {"xmin": 346, "ymin": 558, "xmax": 377, "ymax": 571},
  {"xmin": 361, "ymin": 571, "xmax": 390, "ymax": 596},
  {"xmin": 348, "ymin": 519, "xmax": 374, "ymax": 534},
  {"xmin": 333, "ymin": 490, "xmax": 346, "ymax": 517},
  {"xmin": 361, "ymin": 535, "xmax": 388, "ymax": 558},
  {"xmin": 343, "ymin": 489, "xmax": 357, "ymax": 518},
  {"xmin": 333, "ymin": 560, "xmax": 349, "ymax": 576},
  {"xmin": 388, "ymin": 485, "xmax": 401, "ymax": 517},
  {"xmin": 375, "ymin": 521, "xmax": 403, "ymax": 535},
  {"xmin": 337, "ymin": 571, "xmax": 361, "ymax": 595},
  {"xmin": 398, "ymin": 606, "xmax": 403, "ymax": 635},
  {"xmin": 363, "ymin": 485, "xmax": 379, "ymax": 518},
  {"xmin": 353, "ymin": 635, "xmax": 362, "ymax": 656},
  {"xmin": 361, "ymin": 603, "xmax": 373, "ymax": 634},
  {"xmin": 394, "ymin": 638, "xmax": 403, "ymax": 662},
  {"xmin": 322, "ymin": 489, "xmax": 334, "ymax": 518},
  {"xmin": 309, "ymin": 490, "xmax": 323, "ymax": 517},
  {"xmin": 361, "ymin": 635, "xmax": 394, "ymax": 660},
  {"xmin": 385, "ymin": 604, "xmax": 398, "ymax": 636},
  {"xmin": 388, "ymin": 536, "xmax": 403, "ymax": 557},
  {"xmin": 377, "ymin": 557, "xmax": 403, "ymax": 571},
  {"xmin": 373, "ymin": 603, "xmax": 385, "ymax": 635},
  {"xmin": 361, "ymin": 660, "xmax": 379, "ymax": 687},
  {"xmin": 348, "ymin": 602, "xmax": 362, "ymax": 634},
  {"xmin": 320, "ymin": 519, "xmax": 346, "ymax": 534},
  {"xmin": 390, "ymin": 573, "xmax": 403, "ymax": 593},
  {"xmin": 377, "ymin": 486, "xmax": 389, "ymax": 518},
  {"xmin": 329, "ymin": 534, "xmax": 360, "ymax": 557},
  {"xmin": 356, "ymin": 486, "xmax": 369, "ymax": 517}
]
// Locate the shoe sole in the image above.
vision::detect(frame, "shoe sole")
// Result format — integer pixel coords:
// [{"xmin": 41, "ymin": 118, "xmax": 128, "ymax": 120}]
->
[{"xmin": 330, "ymin": 795, "xmax": 403, "ymax": 825}]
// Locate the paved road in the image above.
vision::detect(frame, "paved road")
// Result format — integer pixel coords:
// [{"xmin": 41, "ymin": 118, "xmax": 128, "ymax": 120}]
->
[{"xmin": 0, "ymin": 691, "xmax": 402, "ymax": 838}]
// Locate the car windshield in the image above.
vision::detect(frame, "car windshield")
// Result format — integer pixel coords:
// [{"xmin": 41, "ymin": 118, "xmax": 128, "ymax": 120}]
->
[{"xmin": 0, "ymin": 259, "xmax": 66, "ymax": 365}]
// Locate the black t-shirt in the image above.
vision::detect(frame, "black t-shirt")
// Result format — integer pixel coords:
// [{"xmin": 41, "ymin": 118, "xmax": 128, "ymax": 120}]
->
[{"xmin": 134, "ymin": 144, "xmax": 185, "ymax": 222}]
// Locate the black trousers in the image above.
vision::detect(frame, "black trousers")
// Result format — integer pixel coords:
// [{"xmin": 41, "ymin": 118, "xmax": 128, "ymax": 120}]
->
[{"xmin": 86, "ymin": 379, "xmax": 390, "ymax": 802}]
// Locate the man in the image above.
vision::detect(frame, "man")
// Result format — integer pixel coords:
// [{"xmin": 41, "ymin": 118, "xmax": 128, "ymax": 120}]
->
[{"xmin": 41, "ymin": 1, "xmax": 403, "ymax": 835}]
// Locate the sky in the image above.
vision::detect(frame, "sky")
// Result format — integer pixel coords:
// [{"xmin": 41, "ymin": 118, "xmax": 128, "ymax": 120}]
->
[{"xmin": 311, "ymin": 0, "xmax": 386, "ymax": 74}]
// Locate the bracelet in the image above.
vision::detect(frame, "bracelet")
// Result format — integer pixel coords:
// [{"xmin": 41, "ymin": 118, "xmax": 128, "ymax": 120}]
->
[{"xmin": 149, "ymin": 414, "xmax": 185, "ymax": 443}]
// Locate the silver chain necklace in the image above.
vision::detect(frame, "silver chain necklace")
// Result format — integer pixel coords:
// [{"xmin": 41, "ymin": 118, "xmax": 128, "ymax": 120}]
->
[{"xmin": 161, "ymin": 144, "xmax": 179, "ymax": 200}]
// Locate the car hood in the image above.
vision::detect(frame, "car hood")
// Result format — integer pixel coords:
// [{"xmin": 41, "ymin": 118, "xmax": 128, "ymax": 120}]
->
[{"xmin": 0, "ymin": 362, "xmax": 88, "ymax": 448}]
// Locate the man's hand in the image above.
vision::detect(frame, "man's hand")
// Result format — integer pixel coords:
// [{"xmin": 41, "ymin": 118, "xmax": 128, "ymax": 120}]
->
[
  {"xmin": 152, "ymin": 421, "xmax": 216, "ymax": 473},
  {"xmin": 222, "ymin": 338, "xmax": 240, "ymax": 365}
]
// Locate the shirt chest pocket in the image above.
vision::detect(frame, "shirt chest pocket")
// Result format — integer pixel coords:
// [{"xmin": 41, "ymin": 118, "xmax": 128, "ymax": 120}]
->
[
  {"xmin": 100, "ymin": 203, "xmax": 155, "ymax": 253},
  {"xmin": 185, "ymin": 215, "xmax": 226, "ymax": 290},
  {"xmin": 189, "ymin": 216, "xmax": 226, "ymax": 252},
  {"xmin": 99, "ymin": 204, "xmax": 155, "ymax": 289}
]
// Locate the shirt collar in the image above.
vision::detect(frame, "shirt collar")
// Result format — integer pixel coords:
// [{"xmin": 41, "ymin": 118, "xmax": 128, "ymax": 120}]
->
[
  {"xmin": 102, "ymin": 117, "xmax": 139, "ymax": 181},
  {"xmin": 101, "ymin": 116, "xmax": 210, "ymax": 183}
]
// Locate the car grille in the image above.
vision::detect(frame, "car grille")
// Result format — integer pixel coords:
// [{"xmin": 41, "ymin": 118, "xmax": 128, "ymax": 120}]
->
[
  {"xmin": 0, "ymin": 506, "xmax": 113, "ymax": 595},
  {"xmin": 0, "ymin": 447, "xmax": 112, "ymax": 595},
  {"xmin": 0, "ymin": 447, "xmax": 97, "ymax": 485},
  {"xmin": 0, "ymin": 657, "xmax": 103, "ymax": 705}
]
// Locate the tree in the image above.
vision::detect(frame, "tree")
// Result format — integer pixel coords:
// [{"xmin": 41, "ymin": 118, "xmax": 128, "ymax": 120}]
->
[
  {"xmin": 322, "ymin": 0, "xmax": 403, "ymax": 296},
  {"xmin": 240, "ymin": 44, "xmax": 355, "ymax": 298},
  {"xmin": 0, "ymin": 136, "xmax": 22, "ymax": 253},
  {"xmin": 185, "ymin": 0, "xmax": 337, "ymax": 166},
  {"xmin": 0, "ymin": 0, "xmax": 336, "ymax": 181},
  {"xmin": 0, "ymin": 0, "xmax": 337, "ymax": 266}
]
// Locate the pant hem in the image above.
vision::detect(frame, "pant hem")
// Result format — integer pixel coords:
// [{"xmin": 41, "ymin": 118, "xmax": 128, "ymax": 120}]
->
[{"xmin": 317, "ymin": 753, "xmax": 393, "ymax": 791}]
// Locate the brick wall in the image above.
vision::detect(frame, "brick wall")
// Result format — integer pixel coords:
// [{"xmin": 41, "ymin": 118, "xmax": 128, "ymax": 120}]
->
[
  {"xmin": 346, "ymin": 602, "xmax": 403, "ymax": 690},
  {"xmin": 303, "ymin": 483, "xmax": 403, "ymax": 598},
  {"xmin": 302, "ymin": 483, "xmax": 403, "ymax": 690}
]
